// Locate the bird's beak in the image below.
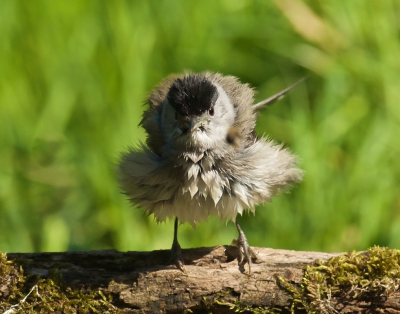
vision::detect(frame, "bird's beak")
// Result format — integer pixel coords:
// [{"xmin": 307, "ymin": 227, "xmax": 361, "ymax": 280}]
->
[{"xmin": 180, "ymin": 117, "xmax": 208, "ymax": 133}]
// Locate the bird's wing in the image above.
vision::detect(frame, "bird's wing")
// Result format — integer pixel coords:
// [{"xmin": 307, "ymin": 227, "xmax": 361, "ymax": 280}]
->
[{"xmin": 252, "ymin": 76, "xmax": 307, "ymax": 112}]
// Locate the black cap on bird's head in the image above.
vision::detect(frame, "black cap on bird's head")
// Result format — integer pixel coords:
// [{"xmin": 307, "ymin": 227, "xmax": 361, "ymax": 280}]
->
[{"xmin": 167, "ymin": 75, "xmax": 219, "ymax": 117}]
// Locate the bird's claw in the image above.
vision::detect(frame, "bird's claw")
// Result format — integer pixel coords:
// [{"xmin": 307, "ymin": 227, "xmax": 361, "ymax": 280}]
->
[
  {"xmin": 232, "ymin": 223, "xmax": 259, "ymax": 275},
  {"xmin": 171, "ymin": 240, "xmax": 186, "ymax": 273}
]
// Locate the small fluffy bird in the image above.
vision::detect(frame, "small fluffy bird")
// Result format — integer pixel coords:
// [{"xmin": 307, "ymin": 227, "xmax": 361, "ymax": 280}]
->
[{"xmin": 118, "ymin": 72, "xmax": 303, "ymax": 273}]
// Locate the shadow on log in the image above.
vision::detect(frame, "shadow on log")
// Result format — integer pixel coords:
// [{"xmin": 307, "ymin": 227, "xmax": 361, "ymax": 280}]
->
[{"xmin": 1, "ymin": 246, "xmax": 400, "ymax": 313}]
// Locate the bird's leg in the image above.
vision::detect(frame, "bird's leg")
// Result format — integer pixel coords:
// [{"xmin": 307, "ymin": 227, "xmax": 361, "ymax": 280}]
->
[
  {"xmin": 171, "ymin": 217, "xmax": 186, "ymax": 272},
  {"xmin": 231, "ymin": 219, "xmax": 258, "ymax": 275}
]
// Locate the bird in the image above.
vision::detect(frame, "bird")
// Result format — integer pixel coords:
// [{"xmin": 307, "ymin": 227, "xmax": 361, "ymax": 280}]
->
[{"xmin": 117, "ymin": 72, "xmax": 303, "ymax": 274}]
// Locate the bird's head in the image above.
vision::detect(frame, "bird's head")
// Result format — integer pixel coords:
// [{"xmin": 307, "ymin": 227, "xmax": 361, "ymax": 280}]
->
[{"xmin": 160, "ymin": 74, "xmax": 236, "ymax": 153}]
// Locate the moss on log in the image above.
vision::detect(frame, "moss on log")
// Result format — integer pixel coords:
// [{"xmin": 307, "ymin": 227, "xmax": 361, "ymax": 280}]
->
[{"xmin": 1, "ymin": 246, "xmax": 400, "ymax": 313}]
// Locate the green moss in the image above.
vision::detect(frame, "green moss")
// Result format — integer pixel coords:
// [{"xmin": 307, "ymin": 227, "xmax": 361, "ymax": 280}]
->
[
  {"xmin": 0, "ymin": 253, "xmax": 25, "ymax": 307},
  {"xmin": 199, "ymin": 289, "xmax": 278, "ymax": 314},
  {"xmin": 279, "ymin": 246, "xmax": 400, "ymax": 313},
  {"xmin": 3, "ymin": 247, "xmax": 399, "ymax": 313},
  {"xmin": 0, "ymin": 253, "xmax": 120, "ymax": 313}
]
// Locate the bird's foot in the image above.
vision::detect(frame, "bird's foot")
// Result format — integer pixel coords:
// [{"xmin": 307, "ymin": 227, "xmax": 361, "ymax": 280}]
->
[
  {"xmin": 231, "ymin": 223, "xmax": 258, "ymax": 275},
  {"xmin": 171, "ymin": 239, "xmax": 186, "ymax": 273}
]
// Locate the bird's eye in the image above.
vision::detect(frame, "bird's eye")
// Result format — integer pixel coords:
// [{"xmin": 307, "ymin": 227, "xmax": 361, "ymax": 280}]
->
[{"xmin": 209, "ymin": 107, "xmax": 214, "ymax": 116}]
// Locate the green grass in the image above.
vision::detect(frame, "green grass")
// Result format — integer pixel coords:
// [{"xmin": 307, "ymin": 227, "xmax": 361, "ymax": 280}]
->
[{"xmin": 1, "ymin": 0, "xmax": 399, "ymax": 254}]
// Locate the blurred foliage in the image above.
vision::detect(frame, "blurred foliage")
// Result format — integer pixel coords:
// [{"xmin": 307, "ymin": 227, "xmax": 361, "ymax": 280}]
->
[{"xmin": 1, "ymin": 0, "xmax": 400, "ymax": 254}]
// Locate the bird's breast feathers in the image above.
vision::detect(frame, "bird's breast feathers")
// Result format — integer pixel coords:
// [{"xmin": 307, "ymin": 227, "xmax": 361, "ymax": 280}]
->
[{"xmin": 118, "ymin": 139, "xmax": 302, "ymax": 226}]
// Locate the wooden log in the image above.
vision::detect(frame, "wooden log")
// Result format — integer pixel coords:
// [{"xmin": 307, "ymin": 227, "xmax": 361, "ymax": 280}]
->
[{"xmin": 2, "ymin": 246, "xmax": 400, "ymax": 313}]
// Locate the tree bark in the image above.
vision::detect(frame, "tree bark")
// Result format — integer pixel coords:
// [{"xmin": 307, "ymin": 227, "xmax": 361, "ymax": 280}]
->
[{"xmin": 4, "ymin": 246, "xmax": 400, "ymax": 313}]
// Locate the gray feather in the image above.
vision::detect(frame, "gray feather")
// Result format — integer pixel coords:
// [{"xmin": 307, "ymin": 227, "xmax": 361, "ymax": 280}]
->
[
  {"xmin": 118, "ymin": 72, "xmax": 303, "ymax": 226},
  {"xmin": 252, "ymin": 76, "xmax": 307, "ymax": 111}
]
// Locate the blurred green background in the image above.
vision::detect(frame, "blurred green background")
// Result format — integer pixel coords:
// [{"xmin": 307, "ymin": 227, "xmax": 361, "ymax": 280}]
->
[{"xmin": 1, "ymin": 0, "xmax": 400, "ymax": 254}]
